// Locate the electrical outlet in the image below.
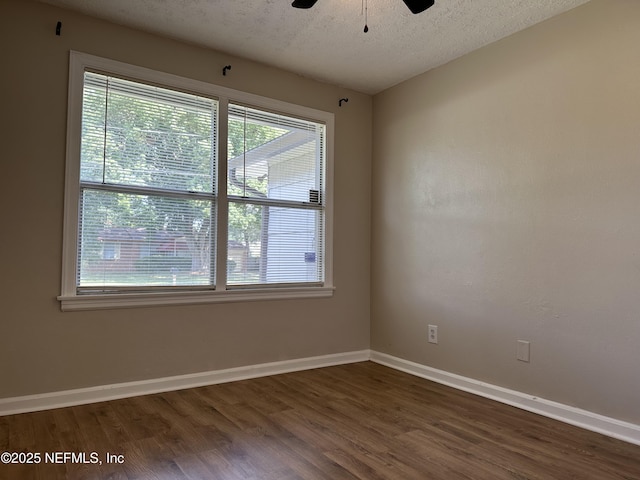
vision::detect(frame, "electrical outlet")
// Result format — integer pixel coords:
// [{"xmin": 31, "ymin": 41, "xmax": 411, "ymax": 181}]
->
[
  {"xmin": 517, "ymin": 340, "xmax": 530, "ymax": 362},
  {"xmin": 428, "ymin": 325, "xmax": 438, "ymax": 344}
]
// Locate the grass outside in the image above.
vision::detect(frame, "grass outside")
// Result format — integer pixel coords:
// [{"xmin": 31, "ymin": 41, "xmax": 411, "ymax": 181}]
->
[{"xmin": 80, "ymin": 270, "xmax": 259, "ymax": 286}]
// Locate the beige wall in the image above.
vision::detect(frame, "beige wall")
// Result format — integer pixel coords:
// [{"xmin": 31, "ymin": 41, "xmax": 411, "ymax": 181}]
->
[
  {"xmin": 372, "ymin": 0, "xmax": 640, "ymax": 424},
  {"xmin": 3, "ymin": 0, "xmax": 639, "ymax": 429},
  {"xmin": 0, "ymin": 0, "xmax": 371, "ymax": 398}
]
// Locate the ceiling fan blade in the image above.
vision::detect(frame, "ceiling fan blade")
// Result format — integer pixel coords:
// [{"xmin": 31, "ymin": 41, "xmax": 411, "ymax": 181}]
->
[
  {"xmin": 402, "ymin": 0, "xmax": 435, "ymax": 14},
  {"xmin": 292, "ymin": 0, "xmax": 318, "ymax": 8}
]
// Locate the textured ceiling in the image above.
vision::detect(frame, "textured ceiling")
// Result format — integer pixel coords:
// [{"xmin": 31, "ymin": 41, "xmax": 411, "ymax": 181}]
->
[{"xmin": 39, "ymin": 0, "xmax": 592, "ymax": 94}]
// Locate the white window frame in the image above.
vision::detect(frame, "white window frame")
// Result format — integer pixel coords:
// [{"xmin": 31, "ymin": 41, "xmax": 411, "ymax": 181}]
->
[{"xmin": 58, "ymin": 51, "xmax": 334, "ymax": 311}]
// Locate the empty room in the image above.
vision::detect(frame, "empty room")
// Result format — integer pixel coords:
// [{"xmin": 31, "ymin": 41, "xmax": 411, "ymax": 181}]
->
[{"xmin": 1, "ymin": 0, "xmax": 639, "ymax": 478}]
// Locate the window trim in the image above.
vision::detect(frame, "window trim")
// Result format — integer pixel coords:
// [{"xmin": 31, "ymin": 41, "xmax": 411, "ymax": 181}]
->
[{"xmin": 59, "ymin": 51, "xmax": 334, "ymax": 311}]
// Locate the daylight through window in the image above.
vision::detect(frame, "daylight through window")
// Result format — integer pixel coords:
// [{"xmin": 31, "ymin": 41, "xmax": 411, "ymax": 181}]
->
[
  {"xmin": 59, "ymin": 52, "xmax": 333, "ymax": 309},
  {"xmin": 78, "ymin": 73, "xmax": 217, "ymax": 291}
]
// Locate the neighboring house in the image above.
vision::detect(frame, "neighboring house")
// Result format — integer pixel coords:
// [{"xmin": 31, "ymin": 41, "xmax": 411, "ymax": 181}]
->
[
  {"xmin": 93, "ymin": 228, "xmax": 189, "ymax": 273},
  {"xmin": 228, "ymin": 129, "xmax": 323, "ymax": 284}
]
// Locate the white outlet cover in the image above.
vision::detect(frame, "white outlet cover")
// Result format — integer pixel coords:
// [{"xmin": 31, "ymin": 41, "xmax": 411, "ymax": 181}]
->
[
  {"xmin": 517, "ymin": 340, "xmax": 530, "ymax": 362},
  {"xmin": 428, "ymin": 325, "xmax": 438, "ymax": 344}
]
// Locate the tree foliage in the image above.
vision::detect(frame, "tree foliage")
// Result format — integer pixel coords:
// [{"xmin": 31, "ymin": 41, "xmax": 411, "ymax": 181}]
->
[{"xmin": 79, "ymin": 76, "xmax": 282, "ymax": 284}]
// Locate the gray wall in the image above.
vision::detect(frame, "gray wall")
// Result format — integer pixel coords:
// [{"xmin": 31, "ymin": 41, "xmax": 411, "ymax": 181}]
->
[
  {"xmin": 0, "ymin": 0, "xmax": 371, "ymax": 398},
  {"xmin": 372, "ymin": 0, "xmax": 640, "ymax": 424}
]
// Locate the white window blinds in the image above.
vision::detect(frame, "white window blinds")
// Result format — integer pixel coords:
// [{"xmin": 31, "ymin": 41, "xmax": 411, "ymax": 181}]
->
[
  {"xmin": 78, "ymin": 72, "xmax": 217, "ymax": 291},
  {"xmin": 227, "ymin": 104, "xmax": 326, "ymax": 287}
]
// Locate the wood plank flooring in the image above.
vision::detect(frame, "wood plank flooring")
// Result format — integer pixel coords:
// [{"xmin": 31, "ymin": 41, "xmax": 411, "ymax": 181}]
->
[{"xmin": 1, "ymin": 362, "xmax": 639, "ymax": 479}]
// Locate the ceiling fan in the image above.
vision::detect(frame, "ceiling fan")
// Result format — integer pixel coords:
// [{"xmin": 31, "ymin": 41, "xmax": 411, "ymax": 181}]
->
[{"xmin": 292, "ymin": 0, "xmax": 435, "ymax": 15}]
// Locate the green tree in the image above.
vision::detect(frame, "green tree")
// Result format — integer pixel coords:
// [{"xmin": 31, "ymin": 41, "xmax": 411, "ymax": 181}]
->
[
  {"xmin": 81, "ymin": 76, "xmax": 214, "ymax": 281},
  {"xmin": 80, "ymin": 76, "xmax": 285, "ymax": 284}
]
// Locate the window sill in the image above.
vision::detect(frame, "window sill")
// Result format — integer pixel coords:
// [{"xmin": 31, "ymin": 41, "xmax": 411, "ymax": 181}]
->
[{"xmin": 58, "ymin": 286, "xmax": 335, "ymax": 311}]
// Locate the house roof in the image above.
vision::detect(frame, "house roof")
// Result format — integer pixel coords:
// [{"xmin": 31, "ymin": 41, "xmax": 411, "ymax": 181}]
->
[{"xmin": 228, "ymin": 130, "xmax": 314, "ymax": 171}]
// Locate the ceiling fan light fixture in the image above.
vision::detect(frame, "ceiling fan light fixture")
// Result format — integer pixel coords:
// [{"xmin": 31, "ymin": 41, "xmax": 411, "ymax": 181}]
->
[
  {"xmin": 291, "ymin": 0, "xmax": 318, "ymax": 9},
  {"xmin": 402, "ymin": 0, "xmax": 435, "ymax": 14}
]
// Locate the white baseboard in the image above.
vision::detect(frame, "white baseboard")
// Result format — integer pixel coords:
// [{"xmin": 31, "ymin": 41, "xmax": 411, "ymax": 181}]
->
[
  {"xmin": 0, "ymin": 350, "xmax": 370, "ymax": 416},
  {"xmin": 370, "ymin": 351, "xmax": 640, "ymax": 447},
  {"xmin": 3, "ymin": 348, "xmax": 639, "ymax": 448}
]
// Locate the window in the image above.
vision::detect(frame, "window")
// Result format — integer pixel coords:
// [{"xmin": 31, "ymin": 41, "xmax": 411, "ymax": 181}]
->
[
  {"xmin": 59, "ymin": 52, "xmax": 333, "ymax": 310},
  {"xmin": 78, "ymin": 73, "xmax": 216, "ymax": 291},
  {"xmin": 227, "ymin": 104, "xmax": 325, "ymax": 286}
]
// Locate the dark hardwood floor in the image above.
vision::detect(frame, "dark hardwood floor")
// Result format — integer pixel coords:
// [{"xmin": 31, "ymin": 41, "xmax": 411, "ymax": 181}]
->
[{"xmin": 1, "ymin": 362, "xmax": 639, "ymax": 479}]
